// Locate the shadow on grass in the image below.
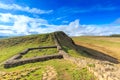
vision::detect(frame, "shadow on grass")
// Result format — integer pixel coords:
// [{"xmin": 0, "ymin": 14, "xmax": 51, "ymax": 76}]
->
[{"xmin": 75, "ymin": 44, "xmax": 119, "ymax": 64}]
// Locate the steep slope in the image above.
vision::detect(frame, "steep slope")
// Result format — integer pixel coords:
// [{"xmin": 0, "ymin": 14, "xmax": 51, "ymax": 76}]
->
[
  {"xmin": 54, "ymin": 31, "xmax": 119, "ymax": 63},
  {"xmin": 72, "ymin": 36, "xmax": 120, "ymax": 61},
  {"xmin": 54, "ymin": 31, "xmax": 120, "ymax": 80},
  {"xmin": 53, "ymin": 31, "xmax": 83, "ymax": 58}
]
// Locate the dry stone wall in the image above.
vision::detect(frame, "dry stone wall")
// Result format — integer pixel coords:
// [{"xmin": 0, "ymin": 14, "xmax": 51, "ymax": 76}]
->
[
  {"xmin": 4, "ymin": 46, "xmax": 63, "ymax": 68},
  {"xmin": 52, "ymin": 32, "xmax": 62, "ymax": 51},
  {"xmin": 4, "ymin": 54, "xmax": 63, "ymax": 68}
]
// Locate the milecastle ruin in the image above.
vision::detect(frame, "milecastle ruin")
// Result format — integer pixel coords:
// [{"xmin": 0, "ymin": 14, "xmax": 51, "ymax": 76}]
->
[
  {"xmin": 4, "ymin": 31, "xmax": 119, "ymax": 68},
  {"xmin": 4, "ymin": 32, "xmax": 64, "ymax": 68},
  {"xmin": 3, "ymin": 31, "xmax": 120, "ymax": 80}
]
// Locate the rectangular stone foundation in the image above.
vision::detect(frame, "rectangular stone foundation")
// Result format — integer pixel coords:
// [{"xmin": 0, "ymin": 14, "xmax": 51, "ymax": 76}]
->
[{"xmin": 4, "ymin": 54, "xmax": 63, "ymax": 68}]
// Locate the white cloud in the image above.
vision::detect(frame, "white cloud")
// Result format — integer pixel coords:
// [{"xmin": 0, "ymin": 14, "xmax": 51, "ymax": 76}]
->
[
  {"xmin": 0, "ymin": 12, "xmax": 120, "ymax": 36},
  {"xmin": 112, "ymin": 18, "xmax": 120, "ymax": 25},
  {"xmin": 0, "ymin": 2, "xmax": 53, "ymax": 14},
  {"xmin": 0, "ymin": 29, "xmax": 13, "ymax": 34},
  {"xmin": 0, "ymin": 13, "xmax": 48, "ymax": 35},
  {"xmin": 0, "ymin": 13, "xmax": 13, "ymax": 22}
]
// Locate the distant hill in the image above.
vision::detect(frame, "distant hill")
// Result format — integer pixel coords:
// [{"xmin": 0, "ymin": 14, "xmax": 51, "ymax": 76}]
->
[
  {"xmin": 0, "ymin": 36, "xmax": 9, "ymax": 38},
  {"xmin": 110, "ymin": 34, "xmax": 120, "ymax": 37}
]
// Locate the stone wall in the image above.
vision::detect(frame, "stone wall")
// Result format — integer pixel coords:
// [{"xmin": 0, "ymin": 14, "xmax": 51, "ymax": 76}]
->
[
  {"xmin": 53, "ymin": 32, "xmax": 62, "ymax": 51},
  {"xmin": 4, "ymin": 31, "xmax": 120, "ymax": 80},
  {"xmin": 4, "ymin": 54, "xmax": 63, "ymax": 68},
  {"xmin": 5, "ymin": 46, "xmax": 57, "ymax": 61},
  {"xmin": 3, "ymin": 32, "xmax": 67, "ymax": 68},
  {"xmin": 20, "ymin": 46, "xmax": 57, "ymax": 55},
  {"xmin": 4, "ymin": 45, "xmax": 62, "ymax": 68}
]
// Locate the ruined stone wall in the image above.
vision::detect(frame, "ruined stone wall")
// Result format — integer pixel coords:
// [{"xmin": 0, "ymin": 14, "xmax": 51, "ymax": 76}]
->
[
  {"xmin": 4, "ymin": 32, "xmax": 66, "ymax": 68},
  {"xmin": 4, "ymin": 46, "xmax": 62, "ymax": 68},
  {"xmin": 5, "ymin": 46, "xmax": 57, "ymax": 61},
  {"xmin": 52, "ymin": 32, "xmax": 62, "ymax": 51},
  {"xmin": 4, "ymin": 31, "xmax": 119, "ymax": 80},
  {"xmin": 4, "ymin": 54, "xmax": 63, "ymax": 68},
  {"xmin": 53, "ymin": 32, "xmax": 69, "ymax": 58}
]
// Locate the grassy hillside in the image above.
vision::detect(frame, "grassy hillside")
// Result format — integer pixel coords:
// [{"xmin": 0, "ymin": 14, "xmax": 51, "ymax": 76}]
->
[
  {"xmin": 72, "ymin": 36, "xmax": 120, "ymax": 61},
  {"xmin": 54, "ymin": 32, "xmax": 89, "ymax": 58},
  {"xmin": 0, "ymin": 59, "xmax": 95, "ymax": 80},
  {"xmin": 0, "ymin": 33, "xmax": 55, "ymax": 63},
  {"xmin": 0, "ymin": 33, "xmax": 95, "ymax": 80},
  {"xmin": 110, "ymin": 34, "xmax": 120, "ymax": 37},
  {"xmin": 22, "ymin": 48, "xmax": 57, "ymax": 59}
]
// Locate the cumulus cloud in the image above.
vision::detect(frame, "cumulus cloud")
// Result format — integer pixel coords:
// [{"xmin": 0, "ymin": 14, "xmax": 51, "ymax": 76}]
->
[
  {"xmin": 0, "ymin": 13, "xmax": 48, "ymax": 35},
  {"xmin": 0, "ymin": 2, "xmax": 53, "ymax": 14},
  {"xmin": 0, "ymin": 12, "xmax": 120, "ymax": 36}
]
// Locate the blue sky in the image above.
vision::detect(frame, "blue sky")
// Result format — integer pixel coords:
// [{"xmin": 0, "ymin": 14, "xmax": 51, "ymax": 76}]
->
[{"xmin": 0, "ymin": 0, "xmax": 120, "ymax": 36}]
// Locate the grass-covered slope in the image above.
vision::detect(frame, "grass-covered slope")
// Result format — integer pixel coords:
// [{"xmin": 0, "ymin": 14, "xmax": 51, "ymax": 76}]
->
[
  {"xmin": 22, "ymin": 48, "xmax": 57, "ymax": 59},
  {"xmin": 0, "ymin": 32, "xmax": 95, "ymax": 80},
  {"xmin": 72, "ymin": 36, "xmax": 120, "ymax": 60},
  {"xmin": 0, "ymin": 59, "xmax": 95, "ymax": 80},
  {"xmin": 0, "ymin": 33, "xmax": 55, "ymax": 63},
  {"xmin": 54, "ymin": 31, "xmax": 88, "ymax": 58}
]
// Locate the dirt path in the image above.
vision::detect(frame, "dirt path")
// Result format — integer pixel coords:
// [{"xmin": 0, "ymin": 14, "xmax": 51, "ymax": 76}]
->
[
  {"xmin": 88, "ymin": 60, "xmax": 120, "ymax": 80},
  {"xmin": 42, "ymin": 66, "xmax": 57, "ymax": 80}
]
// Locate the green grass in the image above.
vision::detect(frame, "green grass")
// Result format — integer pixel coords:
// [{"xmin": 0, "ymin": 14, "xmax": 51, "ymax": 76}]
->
[
  {"xmin": 0, "ymin": 33, "xmax": 55, "ymax": 63},
  {"xmin": 54, "ymin": 32, "xmax": 89, "ymax": 58},
  {"xmin": 22, "ymin": 48, "xmax": 58, "ymax": 59},
  {"xmin": 72, "ymin": 36, "xmax": 120, "ymax": 60},
  {"xmin": 0, "ymin": 59, "xmax": 95, "ymax": 80},
  {"xmin": 72, "ymin": 36, "xmax": 120, "ymax": 47},
  {"xmin": 0, "ymin": 32, "xmax": 96, "ymax": 80},
  {"xmin": 63, "ymin": 46, "xmax": 85, "ymax": 58},
  {"xmin": 87, "ymin": 64, "xmax": 95, "ymax": 67}
]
